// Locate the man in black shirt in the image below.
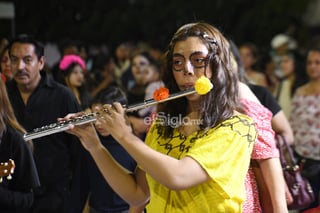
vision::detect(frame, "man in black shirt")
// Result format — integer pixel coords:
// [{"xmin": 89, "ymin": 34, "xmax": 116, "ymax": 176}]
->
[{"xmin": 6, "ymin": 34, "xmax": 82, "ymax": 213}]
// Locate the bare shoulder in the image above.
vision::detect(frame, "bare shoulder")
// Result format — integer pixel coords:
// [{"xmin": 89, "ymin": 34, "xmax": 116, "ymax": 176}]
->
[
  {"xmin": 238, "ymin": 82, "xmax": 260, "ymax": 103},
  {"xmin": 294, "ymin": 83, "xmax": 316, "ymax": 96}
]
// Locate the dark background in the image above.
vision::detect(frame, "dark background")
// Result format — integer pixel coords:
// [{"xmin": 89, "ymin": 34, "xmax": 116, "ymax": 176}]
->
[{"xmin": 0, "ymin": 0, "xmax": 318, "ymax": 51}]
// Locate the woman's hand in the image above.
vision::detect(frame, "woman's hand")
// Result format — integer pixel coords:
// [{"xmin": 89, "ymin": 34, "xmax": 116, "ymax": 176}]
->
[
  {"xmin": 59, "ymin": 112, "xmax": 102, "ymax": 151},
  {"xmin": 98, "ymin": 102, "xmax": 133, "ymax": 142}
]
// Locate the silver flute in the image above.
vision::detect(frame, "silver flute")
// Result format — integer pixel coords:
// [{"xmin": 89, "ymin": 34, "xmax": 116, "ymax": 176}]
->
[{"xmin": 23, "ymin": 88, "xmax": 196, "ymax": 141}]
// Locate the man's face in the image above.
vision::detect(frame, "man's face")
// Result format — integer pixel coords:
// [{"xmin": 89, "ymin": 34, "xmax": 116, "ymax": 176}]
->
[{"xmin": 10, "ymin": 43, "xmax": 44, "ymax": 86}]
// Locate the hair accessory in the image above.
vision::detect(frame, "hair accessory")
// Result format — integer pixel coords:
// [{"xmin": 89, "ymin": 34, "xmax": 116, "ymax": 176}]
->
[
  {"xmin": 200, "ymin": 32, "xmax": 217, "ymax": 46},
  {"xmin": 59, "ymin": 54, "xmax": 86, "ymax": 71},
  {"xmin": 194, "ymin": 76, "xmax": 213, "ymax": 95}
]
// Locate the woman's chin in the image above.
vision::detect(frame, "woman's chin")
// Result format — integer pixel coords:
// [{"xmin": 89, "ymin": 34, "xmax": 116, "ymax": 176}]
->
[{"xmin": 186, "ymin": 93, "xmax": 200, "ymax": 101}]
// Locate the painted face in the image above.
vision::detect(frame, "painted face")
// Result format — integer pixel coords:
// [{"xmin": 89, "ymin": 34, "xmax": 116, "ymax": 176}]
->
[
  {"xmin": 141, "ymin": 64, "xmax": 158, "ymax": 83},
  {"xmin": 10, "ymin": 43, "xmax": 44, "ymax": 86},
  {"xmin": 92, "ymin": 104, "xmax": 110, "ymax": 136},
  {"xmin": 131, "ymin": 55, "xmax": 150, "ymax": 85},
  {"xmin": 306, "ymin": 50, "xmax": 320, "ymax": 80},
  {"xmin": 172, "ymin": 37, "xmax": 212, "ymax": 100},
  {"xmin": 67, "ymin": 64, "xmax": 84, "ymax": 88},
  {"xmin": 1, "ymin": 49, "xmax": 13, "ymax": 79}
]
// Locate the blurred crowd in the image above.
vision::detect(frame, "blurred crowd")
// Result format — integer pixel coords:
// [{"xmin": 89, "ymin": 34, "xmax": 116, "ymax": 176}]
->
[{"xmin": 0, "ymin": 31, "xmax": 309, "ymax": 115}]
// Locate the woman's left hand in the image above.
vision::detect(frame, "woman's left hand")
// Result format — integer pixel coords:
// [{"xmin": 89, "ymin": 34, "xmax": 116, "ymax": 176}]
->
[
  {"xmin": 98, "ymin": 102, "xmax": 133, "ymax": 142},
  {"xmin": 60, "ymin": 112, "xmax": 102, "ymax": 151}
]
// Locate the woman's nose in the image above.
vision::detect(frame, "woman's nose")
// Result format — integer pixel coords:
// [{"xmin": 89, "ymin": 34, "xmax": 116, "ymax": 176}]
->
[{"xmin": 183, "ymin": 61, "xmax": 194, "ymax": 75}]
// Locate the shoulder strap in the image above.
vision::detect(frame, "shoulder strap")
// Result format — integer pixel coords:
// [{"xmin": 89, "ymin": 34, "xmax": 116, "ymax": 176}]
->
[{"xmin": 276, "ymin": 134, "xmax": 299, "ymax": 171}]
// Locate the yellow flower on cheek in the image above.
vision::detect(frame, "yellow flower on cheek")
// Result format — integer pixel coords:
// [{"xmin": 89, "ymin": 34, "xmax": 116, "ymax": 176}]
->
[{"xmin": 194, "ymin": 76, "xmax": 213, "ymax": 95}]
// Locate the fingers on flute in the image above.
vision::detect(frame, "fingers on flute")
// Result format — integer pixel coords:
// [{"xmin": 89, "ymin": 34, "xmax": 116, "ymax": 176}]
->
[
  {"xmin": 102, "ymin": 102, "xmax": 123, "ymax": 115},
  {"xmin": 102, "ymin": 104, "xmax": 113, "ymax": 116},
  {"xmin": 113, "ymin": 102, "xmax": 124, "ymax": 113},
  {"xmin": 66, "ymin": 127, "xmax": 82, "ymax": 137},
  {"xmin": 58, "ymin": 112, "xmax": 85, "ymax": 122}
]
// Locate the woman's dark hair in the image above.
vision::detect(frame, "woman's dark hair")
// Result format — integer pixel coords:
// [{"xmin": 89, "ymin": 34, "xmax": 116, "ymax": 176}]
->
[
  {"xmin": 285, "ymin": 50, "xmax": 308, "ymax": 96},
  {"xmin": 229, "ymin": 39, "xmax": 249, "ymax": 84},
  {"xmin": 0, "ymin": 44, "xmax": 9, "ymax": 62},
  {"xmin": 58, "ymin": 62, "xmax": 92, "ymax": 110},
  {"xmin": 130, "ymin": 51, "xmax": 157, "ymax": 66},
  {"xmin": 158, "ymin": 22, "xmax": 240, "ymax": 138},
  {"xmin": 58, "ymin": 63, "xmax": 80, "ymax": 80}
]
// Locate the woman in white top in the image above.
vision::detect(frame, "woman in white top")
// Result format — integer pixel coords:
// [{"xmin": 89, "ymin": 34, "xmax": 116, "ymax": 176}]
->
[{"xmin": 289, "ymin": 47, "xmax": 320, "ymax": 211}]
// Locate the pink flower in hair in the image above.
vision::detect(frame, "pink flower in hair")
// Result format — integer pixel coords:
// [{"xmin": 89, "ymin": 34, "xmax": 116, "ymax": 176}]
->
[{"xmin": 59, "ymin": 54, "xmax": 86, "ymax": 71}]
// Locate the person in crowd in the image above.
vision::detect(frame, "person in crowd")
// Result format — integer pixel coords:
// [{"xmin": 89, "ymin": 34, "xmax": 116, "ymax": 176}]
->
[
  {"xmin": 270, "ymin": 33, "xmax": 297, "ymax": 79},
  {"xmin": 0, "ymin": 78, "xmax": 40, "ymax": 213},
  {"xmin": 231, "ymin": 40, "xmax": 294, "ymax": 144},
  {"xmin": 6, "ymin": 34, "xmax": 82, "ymax": 213},
  {"xmin": 125, "ymin": 51, "xmax": 159, "ymax": 140},
  {"xmin": 137, "ymin": 61, "xmax": 164, "ymax": 118},
  {"xmin": 70, "ymin": 86, "xmax": 137, "ymax": 213},
  {"xmin": 58, "ymin": 54, "xmax": 92, "ymax": 110},
  {"xmin": 289, "ymin": 47, "xmax": 320, "ymax": 211},
  {"xmin": 49, "ymin": 38, "xmax": 80, "ymax": 81},
  {"xmin": 258, "ymin": 51, "xmax": 278, "ymax": 93},
  {"xmin": 89, "ymin": 52, "xmax": 118, "ymax": 98},
  {"xmin": 62, "ymin": 22, "xmax": 257, "ymax": 212},
  {"xmin": 78, "ymin": 42, "xmax": 94, "ymax": 72},
  {"xmin": 239, "ymin": 42, "xmax": 267, "ymax": 87},
  {"xmin": 248, "ymin": 82, "xmax": 294, "ymax": 144},
  {"xmin": 0, "ymin": 45, "xmax": 14, "ymax": 82},
  {"xmin": 114, "ymin": 42, "xmax": 132, "ymax": 89},
  {"xmin": 122, "ymin": 51, "xmax": 154, "ymax": 94},
  {"xmin": 230, "ymin": 40, "xmax": 289, "ymax": 212},
  {"xmin": 273, "ymin": 50, "xmax": 308, "ymax": 118}
]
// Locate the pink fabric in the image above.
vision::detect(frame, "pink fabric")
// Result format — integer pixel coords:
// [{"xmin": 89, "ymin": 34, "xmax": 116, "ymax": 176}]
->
[
  {"xmin": 59, "ymin": 54, "xmax": 86, "ymax": 71},
  {"xmin": 241, "ymin": 99, "xmax": 279, "ymax": 213}
]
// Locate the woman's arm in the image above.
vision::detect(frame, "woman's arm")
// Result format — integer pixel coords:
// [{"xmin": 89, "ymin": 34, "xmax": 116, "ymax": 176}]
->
[
  {"xmin": 271, "ymin": 110, "xmax": 294, "ymax": 145},
  {"xmin": 258, "ymin": 158, "xmax": 288, "ymax": 213},
  {"xmin": 99, "ymin": 125, "xmax": 210, "ymax": 191},
  {"xmin": 128, "ymin": 174, "xmax": 149, "ymax": 213},
  {"xmin": 99, "ymin": 103, "xmax": 210, "ymax": 190},
  {"xmin": 66, "ymin": 120, "xmax": 149, "ymax": 206}
]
